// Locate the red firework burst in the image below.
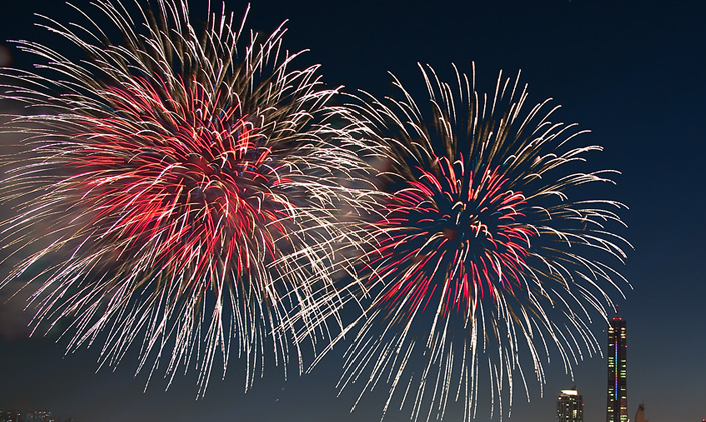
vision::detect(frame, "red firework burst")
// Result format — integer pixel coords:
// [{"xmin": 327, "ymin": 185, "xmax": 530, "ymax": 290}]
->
[
  {"xmin": 70, "ymin": 77, "xmax": 290, "ymax": 289},
  {"xmin": 328, "ymin": 64, "xmax": 630, "ymax": 421},
  {"xmin": 0, "ymin": 0, "xmax": 376, "ymax": 394},
  {"xmin": 375, "ymin": 157, "xmax": 534, "ymax": 318}
]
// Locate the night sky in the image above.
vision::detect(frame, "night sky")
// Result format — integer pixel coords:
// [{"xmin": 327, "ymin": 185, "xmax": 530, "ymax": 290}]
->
[{"xmin": 1, "ymin": 1, "xmax": 705, "ymax": 422}]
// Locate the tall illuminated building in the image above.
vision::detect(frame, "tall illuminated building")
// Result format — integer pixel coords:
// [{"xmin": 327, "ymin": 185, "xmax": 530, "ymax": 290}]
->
[
  {"xmin": 557, "ymin": 388, "xmax": 584, "ymax": 422},
  {"xmin": 606, "ymin": 314, "xmax": 627, "ymax": 422}
]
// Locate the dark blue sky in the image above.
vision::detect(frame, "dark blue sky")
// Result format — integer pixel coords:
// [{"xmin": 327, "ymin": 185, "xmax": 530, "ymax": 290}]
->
[{"xmin": 1, "ymin": 1, "xmax": 705, "ymax": 422}]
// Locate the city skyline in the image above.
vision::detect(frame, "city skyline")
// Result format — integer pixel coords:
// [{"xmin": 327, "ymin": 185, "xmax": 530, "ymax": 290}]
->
[
  {"xmin": 1, "ymin": 1, "xmax": 705, "ymax": 422},
  {"xmin": 0, "ymin": 408, "xmax": 75, "ymax": 422}
]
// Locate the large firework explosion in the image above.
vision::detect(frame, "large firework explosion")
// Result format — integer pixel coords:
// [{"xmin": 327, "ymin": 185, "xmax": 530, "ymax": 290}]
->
[
  {"xmin": 324, "ymin": 64, "xmax": 630, "ymax": 421},
  {"xmin": 0, "ymin": 0, "xmax": 376, "ymax": 393}
]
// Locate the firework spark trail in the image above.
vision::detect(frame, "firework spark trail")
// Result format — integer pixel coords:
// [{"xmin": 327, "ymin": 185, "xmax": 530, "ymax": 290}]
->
[
  {"xmin": 0, "ymin": 0, "xmax": 377, "ymax": 394},
  {"xmin": 323, "ymin": 63, "xmax": 631, "ymax": 421}
]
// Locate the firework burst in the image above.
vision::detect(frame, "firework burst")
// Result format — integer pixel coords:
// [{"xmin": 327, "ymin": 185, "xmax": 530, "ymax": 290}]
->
[
  {"xmin": 0, "ymin": 0, "xmax": 375, "ymax": 393},
  {"xmin": 328, "ymin": 64, "xmax": 630, "ymax": 421}
]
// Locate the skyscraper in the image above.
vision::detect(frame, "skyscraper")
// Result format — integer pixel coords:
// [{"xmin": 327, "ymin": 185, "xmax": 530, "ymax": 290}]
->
[
  {"xmin": 557, "ymin": 388, "xmax": 584, "ymax": 422},
  {"xmin": 607, "ymin": 314, "xmax": 627, "ymax": 422}
]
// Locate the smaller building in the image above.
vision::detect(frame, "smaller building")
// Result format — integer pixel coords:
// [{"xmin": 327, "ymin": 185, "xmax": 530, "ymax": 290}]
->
[
  {"xmin": 25, "ymin": 411, "xmax": 55, "ymax": 422},
  {"xmin": 557, "ymin": 388, "xmax": 584, "ymax": 422},
  {"xmin": 634, "ymin": 403, "xmax": 648, "ymax": 422},
  {"xmin": 0, "ymin": 409, "xmax": 22, "ymax": 422}
]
